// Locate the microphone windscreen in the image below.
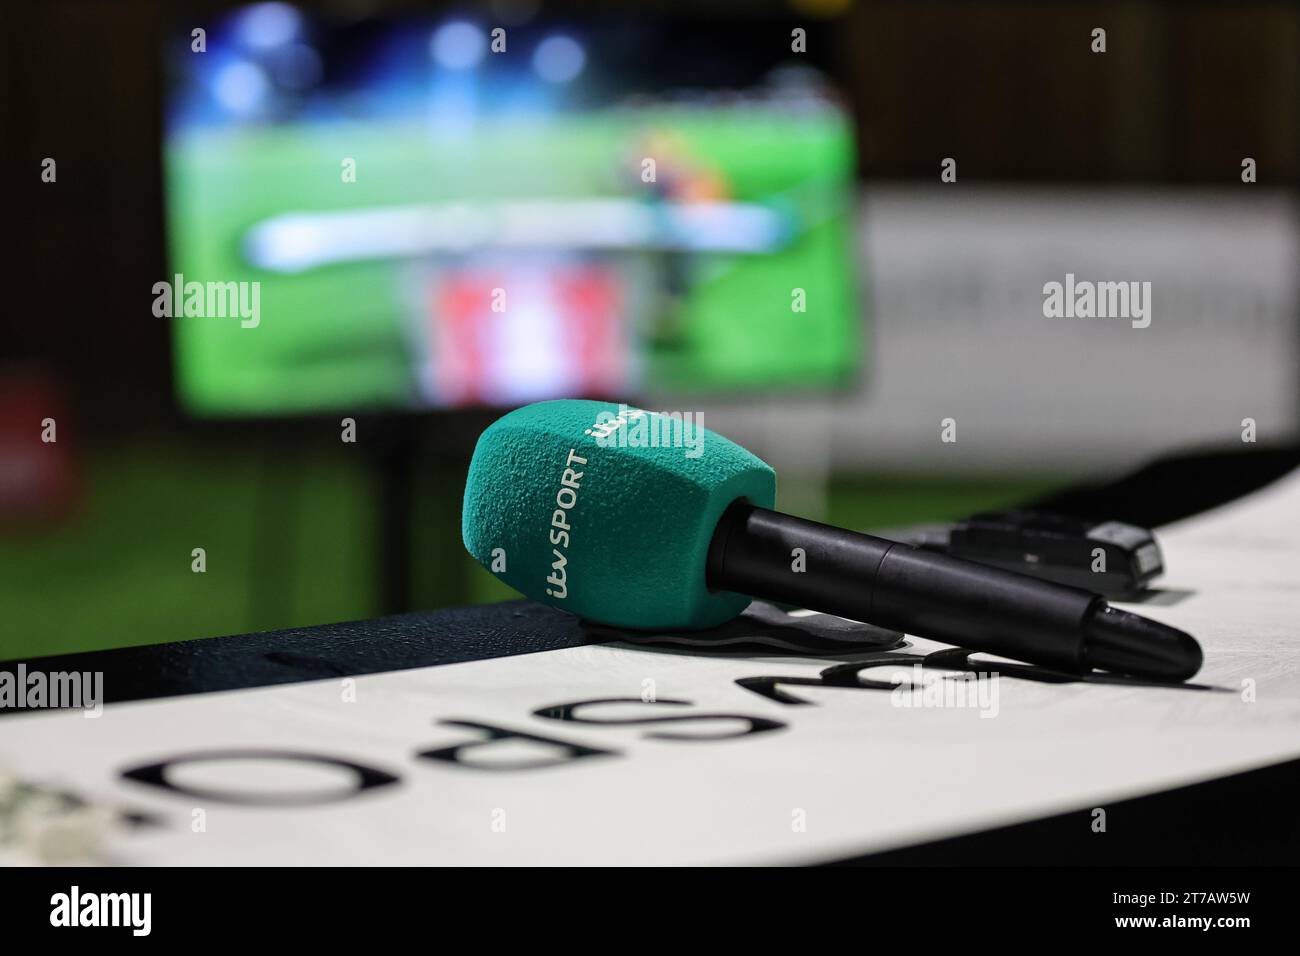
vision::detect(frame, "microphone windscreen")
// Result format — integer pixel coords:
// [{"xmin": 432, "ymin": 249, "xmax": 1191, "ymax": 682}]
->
[{"xmin": 462, "ymin": 400, "xmax": 776, "ymax": 629}]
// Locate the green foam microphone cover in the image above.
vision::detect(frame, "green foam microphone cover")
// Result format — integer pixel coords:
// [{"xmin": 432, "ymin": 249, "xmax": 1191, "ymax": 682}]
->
[{"xmin": 462, "ymin": 399, "xmax": 777, "ymax": 629}]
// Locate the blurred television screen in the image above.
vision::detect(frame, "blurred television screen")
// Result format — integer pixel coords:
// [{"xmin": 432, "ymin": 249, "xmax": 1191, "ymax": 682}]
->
[{"xmin": 163, "ymin": 3, "xmax": 859, "ymax": 415}]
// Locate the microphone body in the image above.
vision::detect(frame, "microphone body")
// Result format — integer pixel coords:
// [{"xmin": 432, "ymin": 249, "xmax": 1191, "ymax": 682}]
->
[
  {"xmin": 712, "ymin": 503, "xmax": 1120, "ymax": 675},
  {"xmin": 463, "ymin": 400, "xmax": 1202, "ymax": 681}
]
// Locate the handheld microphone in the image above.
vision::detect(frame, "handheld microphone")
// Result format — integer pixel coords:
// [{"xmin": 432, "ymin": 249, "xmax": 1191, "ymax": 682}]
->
[{"xmin": 462, "ymin": 400, "xmax": 1202, "ymax": 681}]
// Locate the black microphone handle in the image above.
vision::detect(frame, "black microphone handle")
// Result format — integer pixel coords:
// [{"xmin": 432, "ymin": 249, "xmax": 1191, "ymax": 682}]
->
[{"xmin": 706, "ymin": 502, "xmax": 1104, "ymax": 673}]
